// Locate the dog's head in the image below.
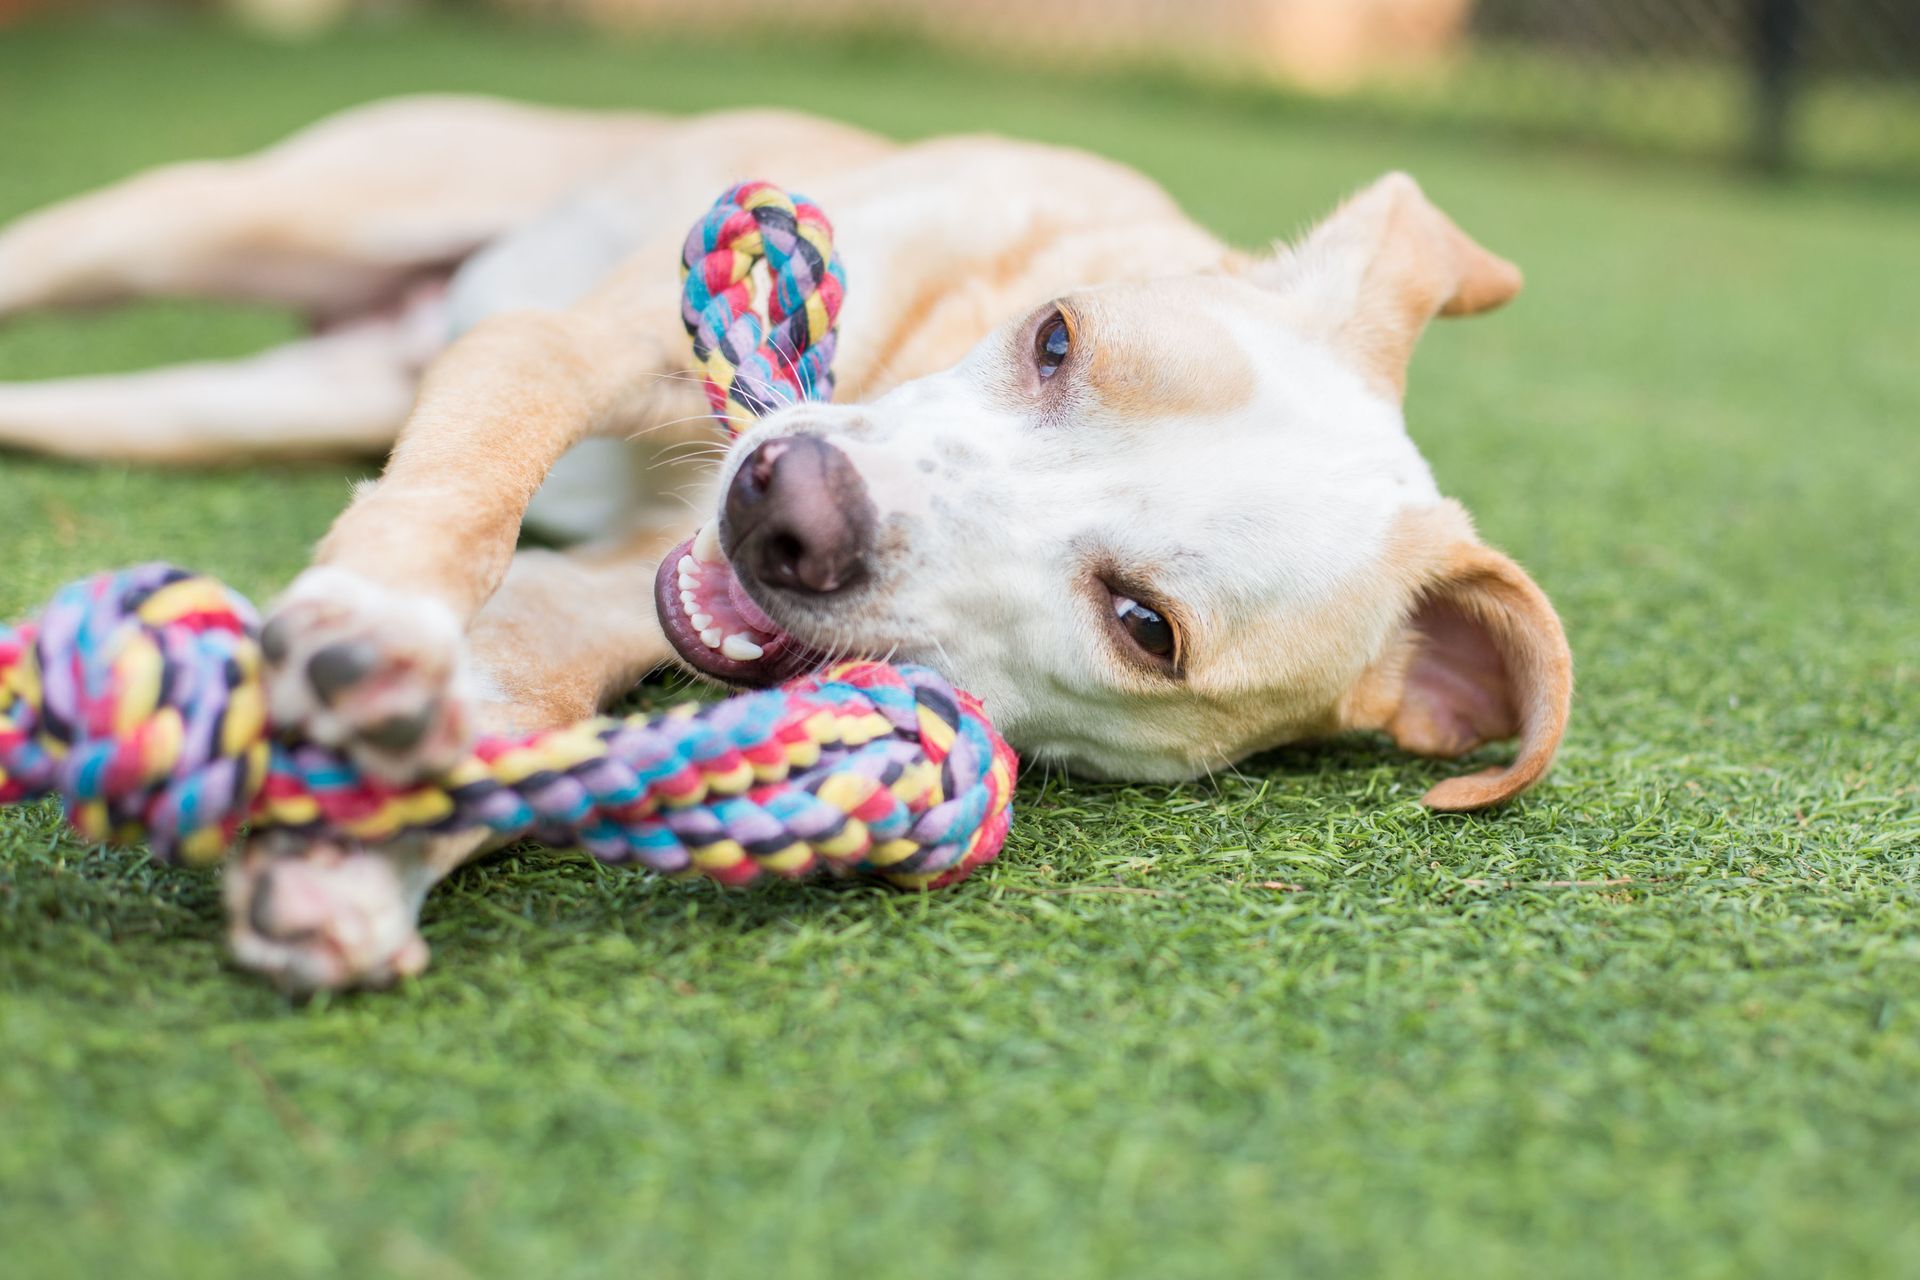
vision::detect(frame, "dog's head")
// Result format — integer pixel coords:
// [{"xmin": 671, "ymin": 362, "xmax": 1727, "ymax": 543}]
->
[{"xmin": 660, "ymin": 173, "xmax": 1571, "ymax": 808}]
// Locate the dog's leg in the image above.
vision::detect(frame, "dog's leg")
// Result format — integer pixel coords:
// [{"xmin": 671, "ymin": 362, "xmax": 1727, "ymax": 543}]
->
[
  {"xmin": 0, "ymin": 95, "xmax": 662, "ymax": 323},
  {"xmin": 250, "ymin": 109, "xmax": 903, "ymax": 781},
  {"xmin": 226, "ymin": 522, "xmax": 693, "ymax": 992},
  {"xmin": 0, "ymin": 287, "xmax": 444, "ymax": 461},
  {"xmin": 257, "ymin": 241, "xmax": 717, "ymax": 781}
]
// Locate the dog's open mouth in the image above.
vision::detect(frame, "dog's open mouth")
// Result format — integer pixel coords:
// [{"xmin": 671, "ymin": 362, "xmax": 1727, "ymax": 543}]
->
[{"xmin": 654, "ymin": 521, "xmax": 824, "ymax": 686}]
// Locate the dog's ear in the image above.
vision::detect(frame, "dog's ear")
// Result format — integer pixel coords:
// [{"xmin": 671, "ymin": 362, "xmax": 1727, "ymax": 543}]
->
[
  {"xmin": 1248, "ymin": 172, "xmax": 1523, "ymax": 398},
  {"xmin": 1349, "ymin": 535, "xmax": 1572, "ymax": 810}
]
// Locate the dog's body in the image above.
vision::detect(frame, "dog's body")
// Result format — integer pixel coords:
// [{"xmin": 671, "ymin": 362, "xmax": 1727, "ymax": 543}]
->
[{"xmin": 0, "ymin": 97, "xmax": 1570, "ymax": 990}]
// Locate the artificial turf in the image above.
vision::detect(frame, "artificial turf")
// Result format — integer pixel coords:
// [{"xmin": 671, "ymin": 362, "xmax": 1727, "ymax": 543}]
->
[{"xmin": 2, "ymin": 18, "xmax": 1917, "ymax": 1279}]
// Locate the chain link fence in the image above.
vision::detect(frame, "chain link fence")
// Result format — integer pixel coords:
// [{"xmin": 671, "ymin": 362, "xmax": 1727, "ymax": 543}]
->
[
  {"xmin": 498, "ymin": 0, "xmax": 1920, "ymax": 180},
  {"xmin": 1462, "ymin": 0, "xmax": 1919, "ymax": 174}
]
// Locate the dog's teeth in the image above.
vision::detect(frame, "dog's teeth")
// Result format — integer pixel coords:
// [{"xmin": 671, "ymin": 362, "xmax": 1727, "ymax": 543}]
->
[
  {"xmin": 692, "ymin": 523, "xmax": 722, "ymax": 563},
  {"xmin": 678, "ymin": 554, "xmax": 698, "ymax": 575},
  {"xmin": 700, "ymin": 627, "xmax": 723, "ymax": 648},
  {"xmin": 720, "ymin": 633, "xmax": 764, "ymax": 662},
  {"xmin": 678, "ymin": 572, "xmax": 697, "ymax": 590},
  {"xmin": 690, "ymin": 612, "xmax": 713, "ymax": 631},
  {"xmin": 679, "ymin": 590, "xmax": 697, "ymax": 611}
]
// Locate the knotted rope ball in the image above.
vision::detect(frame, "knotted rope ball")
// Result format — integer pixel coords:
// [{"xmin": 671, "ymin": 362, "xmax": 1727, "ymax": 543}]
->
[{"xmin": 0, "ymin": 184, "xmax": 1017, "ymax": 889}]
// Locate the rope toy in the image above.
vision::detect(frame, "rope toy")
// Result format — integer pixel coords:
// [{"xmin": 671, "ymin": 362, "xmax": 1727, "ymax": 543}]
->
[
  {"xmin": 682, "ymin": 181, "xmax": 845, "ymax": 428},
  {"xmin": 0, "ymin": 184, "xmax": 1017, "ymax": 890}
]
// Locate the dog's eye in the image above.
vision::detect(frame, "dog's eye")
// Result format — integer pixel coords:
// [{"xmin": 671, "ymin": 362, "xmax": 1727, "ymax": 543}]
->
[
  {"xmin": 1112, "ymin": 594, "xmax": 1176, "ymax": 660},
  {"xmin": 1034, "ymin": 310, "xmax": 1071, "ymax": 380}
]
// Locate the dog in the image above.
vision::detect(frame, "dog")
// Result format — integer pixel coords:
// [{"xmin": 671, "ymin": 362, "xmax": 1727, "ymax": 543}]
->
[{"xmin": 0, "ymin": 96, "xmax": 1570, "ymax": 990}]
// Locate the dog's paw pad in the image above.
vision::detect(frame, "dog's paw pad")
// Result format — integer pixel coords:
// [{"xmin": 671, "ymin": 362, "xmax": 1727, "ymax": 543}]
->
[
  {"xmin": 224, "ymin": 835, "xmax": 431, "ymax": 994},
  {"xmin": 262, "ymin": 566, "xmax": 473, "ymax": 783}
]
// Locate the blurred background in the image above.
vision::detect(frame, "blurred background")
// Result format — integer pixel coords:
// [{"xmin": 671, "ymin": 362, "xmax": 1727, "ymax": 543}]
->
[{"xmin": 5, "ymin": 0, "xmax": 1916, "ymax": 180}]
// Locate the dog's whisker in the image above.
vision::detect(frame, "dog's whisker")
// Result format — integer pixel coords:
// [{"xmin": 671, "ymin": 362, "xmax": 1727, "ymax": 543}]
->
[
  {"xmin": 629, "ymin": 369, "xmax": 731, "ymax": 393},
  {"xmin": 645, "ymin": 444, "xmax": 734, "ymax": 472},
  {"xmin": 653, "ymin": 443, "xmax": 734, "ymax": 464},
  {"xmin": 624, "ymin": 411, "xmax": 734, "ymax": 443},
  {"xmin": 924, "ymin": 633, "xmax": 958, "ymax": 679}
]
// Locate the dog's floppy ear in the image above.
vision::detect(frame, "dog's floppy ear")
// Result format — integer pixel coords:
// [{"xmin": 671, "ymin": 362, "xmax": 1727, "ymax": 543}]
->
[
  {"xmin": 1249, "ymin": 172, "xmax": 1523, "ymax": 398},
  {"xmin": 1351, "ymin": 534, "xmax": 1572, "ymax": 810}
]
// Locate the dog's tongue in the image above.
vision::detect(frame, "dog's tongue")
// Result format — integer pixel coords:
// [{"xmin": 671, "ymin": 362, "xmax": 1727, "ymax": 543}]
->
[
  {"xmin": 691, "ymin": 519, "xmax": 789, "ymax": 646},
  {"xmin": 728, "ymin": 574, "xmax": 779, "ymax": 635}
]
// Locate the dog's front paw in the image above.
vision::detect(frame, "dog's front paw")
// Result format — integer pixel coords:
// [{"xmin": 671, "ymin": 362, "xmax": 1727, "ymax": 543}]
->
[
  {"xmin": 261, "ymin": 566, "xmax": 473, "ymax": 783},
  {"xmin": 224, "ymin": 834, "xmax": 431, "ymax": 994}
]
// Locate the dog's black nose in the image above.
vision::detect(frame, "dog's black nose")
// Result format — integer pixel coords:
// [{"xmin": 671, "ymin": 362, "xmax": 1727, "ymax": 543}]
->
[{"xmin": 724, "ymin": 435, "xmax": 874, "ymax": 595}]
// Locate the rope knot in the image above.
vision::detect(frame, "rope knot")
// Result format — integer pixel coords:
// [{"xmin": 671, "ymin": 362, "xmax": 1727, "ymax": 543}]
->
[
  {"xmin": 0, "ymin": 564, "xmax": 269, "ymax": 864},
  {"xmin": 680, "ymin": 180, "xmax": 845, "ymax": 427}
]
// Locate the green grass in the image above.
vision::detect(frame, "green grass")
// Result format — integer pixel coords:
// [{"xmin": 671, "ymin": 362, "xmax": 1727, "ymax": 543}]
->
[{"xmin": 3, "ymin": 16, "xmax": 1919, "ymax": 1279}]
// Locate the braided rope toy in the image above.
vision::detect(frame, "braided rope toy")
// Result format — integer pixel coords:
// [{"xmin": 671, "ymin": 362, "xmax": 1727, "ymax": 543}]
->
[
  {"xmin": 0, "ymin": 184, "xmax": 1017, "ymax": 890},
  {"xmin": 682, "ymin": 180, "xmax": 845, "ymax": 429}
]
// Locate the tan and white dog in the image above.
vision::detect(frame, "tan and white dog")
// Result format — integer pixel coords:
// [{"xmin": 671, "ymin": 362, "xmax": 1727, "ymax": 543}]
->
[{"xmin": 0, "ymin": 97, "xmax": 1570, "ymax": 990}]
